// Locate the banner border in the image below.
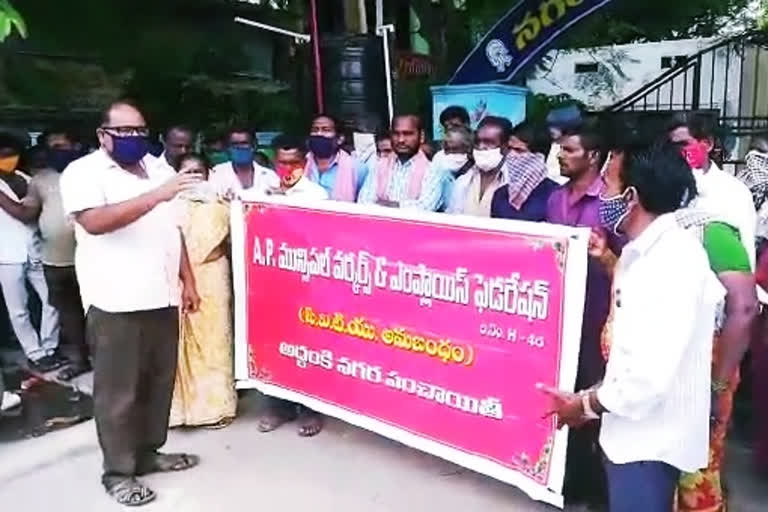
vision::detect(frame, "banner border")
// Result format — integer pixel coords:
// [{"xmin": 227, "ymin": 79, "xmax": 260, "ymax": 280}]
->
[{"xmin": 231, "ymin": 197, "xmax": 589, "ymax": 509}]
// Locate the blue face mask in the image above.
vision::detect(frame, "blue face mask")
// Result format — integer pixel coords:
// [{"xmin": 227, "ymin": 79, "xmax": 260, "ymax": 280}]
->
[
  {"xmin": 229, "ymin": 147, "xmax": 254, "ymax": 166},
  {"xmin": 599, "ymin": 187, "xmax": 634, "ymax": 235},
  {"xmin": 110, "ymin": 136, "xmax": 149, "ymax": 166}
]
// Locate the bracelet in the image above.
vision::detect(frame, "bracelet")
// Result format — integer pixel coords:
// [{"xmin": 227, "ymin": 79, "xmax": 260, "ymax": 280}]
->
[
  {"xmin": 711, "ymin": 379, "xmax": 729, "ymax": 393},
  {"xmin": 580, "ymin": 391, "xmax": 600, "ymax": 420}
]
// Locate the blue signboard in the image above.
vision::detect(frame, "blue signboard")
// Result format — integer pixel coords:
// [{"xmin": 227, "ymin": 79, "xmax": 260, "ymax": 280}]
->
[{"xmin": 449, "ymin": 0, "xmax": 615, "ymax": 85}]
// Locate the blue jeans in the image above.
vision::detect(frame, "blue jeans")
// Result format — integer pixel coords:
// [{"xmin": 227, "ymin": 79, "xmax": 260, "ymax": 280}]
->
[{"xmin": 604, "ymin": 459, "xmax": 680, "ymax": 512}]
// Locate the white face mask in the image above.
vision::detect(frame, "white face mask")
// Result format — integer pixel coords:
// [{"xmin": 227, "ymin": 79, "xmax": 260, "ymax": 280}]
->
[
  {"xmin": 179, "ymin": 180, "xmax": 217, "ymax": 202},
  {"xmin": 473, "ymin": 148, "xmax": 504, "ymax": 172},
  {"xmin": 442, "ymin": 153, "xmax": 469, "ymax": 172}
]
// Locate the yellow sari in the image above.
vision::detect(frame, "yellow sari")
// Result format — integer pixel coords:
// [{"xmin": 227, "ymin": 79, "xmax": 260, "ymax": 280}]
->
[{"xmin": 170, "ymin": 199, "xmax": 237, "ymax": 427}]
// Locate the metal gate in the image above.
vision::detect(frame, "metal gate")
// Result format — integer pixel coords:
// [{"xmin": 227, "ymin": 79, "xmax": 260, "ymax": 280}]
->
[{"xmin": 607, "ymin": 31, "xmax": 768, "ymax": 168}]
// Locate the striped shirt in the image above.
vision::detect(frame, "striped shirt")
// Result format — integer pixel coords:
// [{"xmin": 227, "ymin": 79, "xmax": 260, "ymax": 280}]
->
[
  {"xmin": 597, "ymin": 214, "xmax": 725, "ymax": 473},
  {"xmin": 357, "ymin": 155, "xmax": 445, "ymax": 212}
]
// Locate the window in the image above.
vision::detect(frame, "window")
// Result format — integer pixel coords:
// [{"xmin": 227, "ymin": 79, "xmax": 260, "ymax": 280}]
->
[
  {"xmin": 574, "ymin": 62, "xmax": 599, "ymax": 74},
  {"xmin": 661, "ymin": 55, "xmax": 688, "ymax": 69}
]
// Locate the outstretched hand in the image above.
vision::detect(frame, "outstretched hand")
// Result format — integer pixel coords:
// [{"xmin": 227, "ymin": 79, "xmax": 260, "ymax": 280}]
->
[
  {"xmin": 155, "ymin": 169, "xmax": 203, "ymax": 203},
  {"xmin": 537, "ymin": 383, "xmax": 589, "ymax": 430}
]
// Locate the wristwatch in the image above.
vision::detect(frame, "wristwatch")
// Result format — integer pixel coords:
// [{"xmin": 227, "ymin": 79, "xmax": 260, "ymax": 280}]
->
[
  {"xmin": 580, "ymin": 391, "xmax": 600, "ymax": 420},
  {"xmin": 711, "ymin": 379, "xmax": 729, "ymax": 393}
]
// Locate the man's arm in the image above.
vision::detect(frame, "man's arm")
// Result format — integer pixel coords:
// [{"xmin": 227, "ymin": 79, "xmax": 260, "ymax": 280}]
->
[
  {"xmin": 714, "ymin": 272, "xmax": 758, "ymax": 383},
  {"xmin": 73, "ymin": 172, "xmax": 201, "ymax": 235},
  {"xmin": 401, "ymin": 163, "xmax": 447, "ymax": 212},
  {"xmin": 0, "ymin": 190, "xmax": 38, "ymax": 223},
  {"xmin": 75, "ymin": 190, "xmax": 165, "ymax": 235},
  {"xmin": 703, "ymin": 222, "xmax": 758, "ymax": 383}
]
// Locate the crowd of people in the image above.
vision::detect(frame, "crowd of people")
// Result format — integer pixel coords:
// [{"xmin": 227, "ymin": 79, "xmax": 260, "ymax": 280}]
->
[{"xmin": 1, "ymin": 98, "xmax": 768, "ymax": 511}]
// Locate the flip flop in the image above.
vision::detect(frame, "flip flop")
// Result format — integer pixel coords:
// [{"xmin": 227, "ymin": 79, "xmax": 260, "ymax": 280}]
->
[
  {"xmin": 136, "ymin": 452, "xmax": 200, "ymax": 475},
  {"xmin": 57, "ymin": 363, "xmax": 91, "ymax": 382},
  {"xmin": 104, "ymin": 477, "xmax": 156, "ymax": 507},
  {"xmin": 203, "ymin": 417, "xmax": 234, "ymax": 430}
]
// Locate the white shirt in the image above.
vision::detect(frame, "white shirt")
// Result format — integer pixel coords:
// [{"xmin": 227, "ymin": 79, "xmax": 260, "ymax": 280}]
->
[
  {"xmin": 155, "ymin": 152, "xmax": 177, "ymax": 175},
  {"xmin": 283, "ymin": 176, "xmax": 329, "ymax": 200},
  {"xmin": 239, "ymin": 176, "xmax": 329, "ymax": 202},
  {"xmin": 0, "ymin": 173, "xmax": 36, "ymax": 264},
  {"xmin": 597, "ymin": 214, "xmax": 725, "ymax": 473},
  {"xmin": 209, "ymin": 161, "xmax": 279, "ymax": 198},
  {"xmin": 693, "ymin": 162, "xmax": 757, "ymax": 268},
  {"xmin": 60, "ymin": 150, "xmax": 181, "ymax": 313}
]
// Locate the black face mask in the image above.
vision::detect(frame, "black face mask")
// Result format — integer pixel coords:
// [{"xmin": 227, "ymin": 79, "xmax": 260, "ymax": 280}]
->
[
  {"xmin": 47, "ymin": 149, "xmax": 80, "ymax": 172},
  {"xmin": 307, "ymin": 135, "xmax": 337, "ymax": 159}
]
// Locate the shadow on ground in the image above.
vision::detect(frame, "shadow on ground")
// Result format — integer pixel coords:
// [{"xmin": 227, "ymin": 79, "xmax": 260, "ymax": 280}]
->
[{"xmin": 0, "ymin": 369, "xmax": 92, "ymax": 442}]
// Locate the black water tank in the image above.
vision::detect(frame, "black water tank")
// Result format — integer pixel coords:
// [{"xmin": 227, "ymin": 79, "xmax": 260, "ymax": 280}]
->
[{"xmin": 320, "ymin": 35, "xmax": 388, "ymax": 131}]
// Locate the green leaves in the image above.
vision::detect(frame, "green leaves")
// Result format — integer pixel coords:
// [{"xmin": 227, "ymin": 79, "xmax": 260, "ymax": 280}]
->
[{"xmin": 0, "ymin": 0, "xmax": 26, "ymax": 42}]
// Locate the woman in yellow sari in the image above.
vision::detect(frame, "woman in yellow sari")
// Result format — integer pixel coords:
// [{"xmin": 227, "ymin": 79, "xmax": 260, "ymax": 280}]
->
[{"xmin": 170, "ymin": 153, "xmax": 237, "ymax": 428}]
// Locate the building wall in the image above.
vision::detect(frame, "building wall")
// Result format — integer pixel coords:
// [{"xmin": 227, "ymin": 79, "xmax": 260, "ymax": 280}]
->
[{"xmin": 526, "ymin": 38, "xmax": 721, "ymax": 109}]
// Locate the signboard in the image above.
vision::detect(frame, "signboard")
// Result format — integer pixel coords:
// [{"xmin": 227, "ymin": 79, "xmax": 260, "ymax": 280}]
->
[
  {"xmin": 397, "ymin": 52, "xmax": 436, "ymax": 79},
  {"xmin": 232, "ymin": 199, "xmax": 588, "ymax": 508},
  {"xmin": 450, "ymin": 0, "xmax": 615, "ymax": 84}
]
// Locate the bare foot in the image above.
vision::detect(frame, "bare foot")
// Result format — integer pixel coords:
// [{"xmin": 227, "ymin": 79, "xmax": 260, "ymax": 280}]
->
[
  {"xmin": 257, "ymin": 411, "xmax": 295, "ymax": 433},
  {"xmin": 297, "ymin": 411, "xmax": 324, "ymax": 437}
]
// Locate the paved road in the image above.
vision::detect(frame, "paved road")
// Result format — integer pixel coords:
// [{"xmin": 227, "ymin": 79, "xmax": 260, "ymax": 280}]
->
[{"xmin": 1, "ymin": 392, "xmax": 765, "ymax": 512}]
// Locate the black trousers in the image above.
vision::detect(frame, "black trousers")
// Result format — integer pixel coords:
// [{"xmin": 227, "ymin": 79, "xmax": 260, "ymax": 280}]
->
[
  {"xmin": 87, "ymin": 306, "xmax": 179, "ymax": 477},
  {"xmin": 43, "ymin": 265, "xmax": 89, "ymax": 366}
]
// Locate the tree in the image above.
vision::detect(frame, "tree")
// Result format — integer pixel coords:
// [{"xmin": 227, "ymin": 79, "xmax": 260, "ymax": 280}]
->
[
  {"xmin": 0, "ymin": 0, "xmax": 308, "ymax": 132},
  {"xmin": 0, "ymin": 0, "xmax": 25, "ymax": 42}
]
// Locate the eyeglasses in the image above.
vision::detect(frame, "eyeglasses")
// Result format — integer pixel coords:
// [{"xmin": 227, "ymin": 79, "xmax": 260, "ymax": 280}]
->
[{"xmin": 100, "ymin": 126, "xmax": 150, "ymax": 138}]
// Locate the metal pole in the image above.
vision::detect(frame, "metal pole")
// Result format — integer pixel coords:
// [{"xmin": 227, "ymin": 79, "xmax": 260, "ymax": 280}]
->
[
  {"xmin": 308, "ymin": 0, "xmax": 324, "ymax": 113},
  {"xmin": 234, "ymin": 17, "xmax": 310, "ymax": 43},
  {"xmin": 377, "ymin": 24, "xmax": 395, "ymax": 125}
]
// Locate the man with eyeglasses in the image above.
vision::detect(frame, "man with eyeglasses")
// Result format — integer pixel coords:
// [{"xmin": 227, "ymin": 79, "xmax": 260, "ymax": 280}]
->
[
  {"xmin": 60, "ymin": 100, "xmax": 203, "ymax": 507},
  {"xmin": 208, "ymin": 126, "xmax": 279, "ymax": 198}
]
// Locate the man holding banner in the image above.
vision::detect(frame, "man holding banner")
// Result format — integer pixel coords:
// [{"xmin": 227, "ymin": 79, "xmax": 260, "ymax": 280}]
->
[{"xmin": 541, "ymin": 146, "xmax": 725, "ymax": 512}]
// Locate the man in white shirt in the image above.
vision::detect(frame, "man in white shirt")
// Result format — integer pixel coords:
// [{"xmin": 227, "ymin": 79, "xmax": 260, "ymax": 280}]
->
[
  {"xmin": 259, "ymin": 134, "xmax": 328, "ymax": 201},
  {"xmin": 0, "ymin": 134, "xmax": 63, "ymax": 373},
  {"xmin": 541, "ymin": 147, "xmax": 725, "ymax": 511},
  {"xmin": 156, "ymin": 125, "xmax": 193, "ymax": 174},
  {"xmin": 208, "ymin": 127, "xmax": 279, "ymax": 198},
  {"xmin": 252, "ymin": 134, "xmax": 327, "ymax": 437},
  {"xmin": 60, "ymin": 101, "xmax": 202, "ymax": 507},
  {"xmin": 668, "ymin": 114, "xmax": 757, "ymax": 268}
]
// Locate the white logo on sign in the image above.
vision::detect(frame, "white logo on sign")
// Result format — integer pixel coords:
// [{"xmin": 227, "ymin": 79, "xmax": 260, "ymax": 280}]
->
[{"xmin": 485, "ymin": 39, "xmax": 513, "ymax": 73}]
